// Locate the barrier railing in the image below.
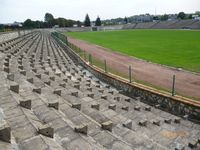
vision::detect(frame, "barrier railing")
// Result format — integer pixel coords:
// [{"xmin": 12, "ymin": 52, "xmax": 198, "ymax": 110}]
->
[{"xmin": 67, "ymin": 41, "xmax": 200, "ymax": 101}]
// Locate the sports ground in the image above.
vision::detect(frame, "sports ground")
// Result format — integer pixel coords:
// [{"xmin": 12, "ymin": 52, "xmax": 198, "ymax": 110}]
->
[
  {"xmin": 67, "ymin": 29, "xmax": 200, "ymax": 73},
  {"xmin": 66, "ymin": 29, "xmax": 200, "ymax": 99}
]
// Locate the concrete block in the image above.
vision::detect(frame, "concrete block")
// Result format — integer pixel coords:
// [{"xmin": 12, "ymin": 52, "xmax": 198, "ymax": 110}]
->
[
  {"xmin": 77, "ymin": 77, "xmax": 82, "ymax": 81},
  {"xmin": 50, "ymin": 76, "xmax": 55, "ymax": 81},
  {"xmin": 27, "ymin": 78, "xmax": 34, "ymax": 84},
  {"xmin": 86, "ymin": 79, "xmax": 91, "ymax": 83},
  {"xmin": 96, "ymin": 85, "xmax": 100, "ymax": 88},
  {"xmin": 3, "ymin": 67, "xmax": 9, "ymax": 73},
  {"xmin": 48, "ymin": 102, "xmax": 59, "ymax": 110},
  {"xmin": 91, "ymin": 103, "xmax": 100, "ymax": 110},
  {"xmin": 174, "ymin": 118, "xmax": 181, "ymax": 124},
  {"xmin": 74, "ymin": 81, "xmax": 80, "ymax": 84},
  {"xmin": 30, "ymin": 63, "xmax": 35, "ymax": 68},
  {"xmin": 53, "ymin": 89, "xmax": 62, "ymax": 96},
  {"xmin": 74, "ymin": 125, "xmax": 88, "ymax": 135},
  {"xmin": 4, "ymin": 58, "xmax": 10, "ymax": 62},
  {"xmin": 20, "ymin": 70, "xmax": 26, "ymax": 76},
  {"xmin": 174, "ymin": 146, "xmax": 185, "ymax": 150},
  {"xmin": 18, "ymin": 65, "xmax": 23, "ymax": 70},
  {"xmin": 67, "ymin": 75, "xmax": 72, "ymax": 79},
  {"xmin": 71, "ymin": 91, "xmax": 78, "ymax": 97},
  {"xmin": 135, "ymin": 97, "xmax": 141, "ymax": 101},
  {"xmin": 87, "ymin": 93, "xmax": 94, "ymax": 98},
  {"xmin": 72, "ymin": 103, "xmax": 81, "ymax": 110},
  {"xmin": 95, "ymin": 80, "xmax": 100, "ymax": 84},
  {"xmin": 188, "ymin": 140, "xmax": 198, "ymax": 149},
  {"xmin": 63, "ymin": 78, "xmax": 68, "ymax": 83},
  {"xmin": 32, "ymin": 68, "xmax": 37, "ymax": 73},
  {"xmin": 134, "ymin": 106, "xmax": 141, "ymax": 111},
  {"xmin": 74, "ymin": 84, "xmax": 80, "ymax": 89},
  {"xmin": 10, "ymin": 84, "xmax": 19, "ymax": 93},
  {"xmin": 114, "ymin": 96, "xmax": 120, "ymax": 101},
  {"xmin": 0, "ymin": 124, "xmax": 11, "ymax": 143},
  {"xmin": 87, "ymin": 87, "xmax": 92, "ymax": 92},
  {"xmin": 62, "ymin": 70, "xmax": 66, "ymax": 74},
  {"xmin": 105, "ymin": 85, "xmax": 110, "ymax": 89},
  {"xmin": 123, "ymin": 120, "xmax": 132, "ymax": 129},
  {"xmin": 31, "ymin": 54, "xmax": 35, "ymax": 58},
  {"xmin": 7, "ymin": 73, "xmax": 14, "ymax": 81},
  {"xmin": 44, "ymin": 71, "xmax": 49, "ymax": 75},
  {"xmin": 145, "ymin": 106, "xmax": 151, "ymax": 111},
  {"xmin": 20, "ymin": 100, "xmax": 31, "ymax": 109},
  {"xmin": 153, "ymin": 120, "xmax": 160, "ymax": 126},
  {"xmin": 35, "ymin": 74, "xmax": 41, "ymax": 79},
  {"xmin": 41, "ymin": 66, "xmax": 45, "ymax": 70},
  {"xmin": 108, "ymin": 104, "xmax": 116, "ymax": 111},
  {"xmin": 18, "ymin": 61, "xmax": 22, "ymax": 65},
  {"xmin": 124, "ymin": 98, "xmax": 131, "ymax": 102},
  {"xmin": 121, "ymin": 106, "xmax": 129, "ymax": 111},
  {"xmin": 183, "ymin": 115, "xmax": 189, "ymax": 120},
  {"xmin": 139, "ymin": 120, "xmax": 147, "ymax": 127},
  {"xmin": 59, "ymin": 83, "xmax": 66, "ymax": 88},
  {"xmin": 98, "ymin": 89, "xmax": 104, "ymax": 93},
  {"xmin": 38, "ymin": 124, "xmax": 54, "ymax": 138},
  {"xmin": 108, "ymin": 90, "xmax": 114, "ymax": 95},
  {"xmin": 44, "ymin": 81, "xmax": 51, "ymax": 86},
  {"xmin": 4, "ymin": 62, "xmax": 9, "ymax": 67},
  {"xmin": 155, "ymin": 104, "xmax": 160, "ymax": 108},
  {"xmin": 33, "ymin": 88, "xmax": 41, "ymax": 94},
  {"xmin": 55, "ymin": 73, "xmax": 61, "ymax": 77},
  {"xmin": 101, "ymin": 95, "xmax": 107, "ymax": 100},
  {"xmin": 164, "ymin": 119, "xmax": 172, "ymax": 124},
  {"xmin": 85, "ymin": 83, "xmax": 91, "ymax": 87},
  {"xmin": 7, "ymin": 54, "xmax": 11, "ymax": 58},
  {"xmin": 101, "ymin": 121, "xmax": 113, "ymax": 132},
  {"xmin": 71, "ymin": 72, "xmax": 75, "ymax": 76}
]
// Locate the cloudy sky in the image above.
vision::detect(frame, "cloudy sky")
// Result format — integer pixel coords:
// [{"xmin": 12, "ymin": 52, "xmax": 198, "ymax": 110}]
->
[{"xmin": 0, "ymin": 0, "xmax": 199, "ymax": 23}]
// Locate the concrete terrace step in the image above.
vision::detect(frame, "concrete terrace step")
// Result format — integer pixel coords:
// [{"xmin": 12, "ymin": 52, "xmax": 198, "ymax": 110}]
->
[{"xmin": 0, "ymin": 30, "xmax": 199, "ymax": 150}]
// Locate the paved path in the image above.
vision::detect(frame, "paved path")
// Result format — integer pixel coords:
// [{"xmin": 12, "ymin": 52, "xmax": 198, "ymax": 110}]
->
[{"xmin": 69, "ymin": 37, "xmax": 200, "ymax": 99}]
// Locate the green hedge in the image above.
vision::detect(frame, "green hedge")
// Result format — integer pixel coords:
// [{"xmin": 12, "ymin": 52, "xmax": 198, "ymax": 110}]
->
[{"xmin": 52, "ymin": 32, "xmax": 68, "ymax": 45}]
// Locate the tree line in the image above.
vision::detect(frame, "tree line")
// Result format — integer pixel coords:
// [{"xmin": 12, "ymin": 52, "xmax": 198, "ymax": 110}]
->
[
  {"xmin": 23, "ymin": 13, "xmax": 81, "ymax": 29},
  {"xmin": 23, "ymin": 13, "xmax": 102, "ymax": 29},
  {"xmin": 1, "ymin": 11, "xmax": 198, "ymax": 31}
]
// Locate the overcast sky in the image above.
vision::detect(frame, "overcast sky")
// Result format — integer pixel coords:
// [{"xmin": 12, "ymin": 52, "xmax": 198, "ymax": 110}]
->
[{"xmin": 0, "ymin": 0, "xmax": 200, "ymax": 23}]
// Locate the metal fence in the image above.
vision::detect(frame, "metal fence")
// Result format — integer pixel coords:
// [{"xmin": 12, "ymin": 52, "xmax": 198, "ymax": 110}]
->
[{"xmin": 67, "ymin": 42, "xmax": 179, "ymax": 97}]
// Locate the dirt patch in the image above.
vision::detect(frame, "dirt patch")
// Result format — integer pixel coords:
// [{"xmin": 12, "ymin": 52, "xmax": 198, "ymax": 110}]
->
[
  {"xmin": 161, "ymin": 130, "xmax": 189, "ymax": 139},
  {"xmin": 68, "ymin": 37, "xmax": 200, "ymax": 99}
]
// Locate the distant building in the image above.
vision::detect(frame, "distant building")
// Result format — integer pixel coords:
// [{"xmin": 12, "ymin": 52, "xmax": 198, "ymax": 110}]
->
[
  {"xmin": 4, "ymin": 22, "xmax": 22, "ymax": 27},
  {"xmin": 53, "ymin": 25, "xmax": 59, "ymax": 28},
  {"xmin": 192, "ymin": 15, "xmax": 200, "ymax": 20},
  {"xmin": 73, "ymin": 24, "xmax": 78, "ymax": 27}
]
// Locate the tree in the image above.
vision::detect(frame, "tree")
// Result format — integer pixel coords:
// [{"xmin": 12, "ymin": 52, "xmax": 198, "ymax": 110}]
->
[
  {"xmin": 44, "ymin": 13, "xmax": 54, "ymax": 27},
  {"xmin": 124, "ymin": 17, "xmax": 128, "ymax": 24},
  {"xmin": 188, "ymin": 14, "xmax": 193, "ymax": 19},
  {"xmin": 23, "ymin": 19, "xmax": 35, "ymax": 28},
  {"xmin": 153, "ymin": 16, "xmax": 159, "ymax": 21},
  {"xmin": 177, "ymin": 12, "xmax": 186, "ymax": 19},
  {"xmin": 44, "ymin": 13, "xmax": 54, "ymax": 22},
  {"xmin": 84, "ymin": 14, "xmax": 91, "ymax": 27},
  {"xmin": 95, "ymin": 16, "xmax": 101, "ymax": 26},
  {"xmin": 161, "ymin": 14, "xmax": 169, "ymax": 21}
]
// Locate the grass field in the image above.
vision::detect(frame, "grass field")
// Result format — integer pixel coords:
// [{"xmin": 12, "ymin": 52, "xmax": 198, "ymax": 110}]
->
[{"xmin": 67, "ymin": 29, "xmax": 200, "ymax": 73}]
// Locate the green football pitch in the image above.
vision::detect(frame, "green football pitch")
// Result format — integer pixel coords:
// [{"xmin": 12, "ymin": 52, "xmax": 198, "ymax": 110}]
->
[{"xmin": 66, "ymin": 29, "xmax": 200, "ymax": 72}]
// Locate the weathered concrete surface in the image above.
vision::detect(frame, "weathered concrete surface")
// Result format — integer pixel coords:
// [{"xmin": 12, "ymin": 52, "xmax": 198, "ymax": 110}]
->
[{"xmin": 0, "ymin": 31, "xmax": 199, "ymax": 150}]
